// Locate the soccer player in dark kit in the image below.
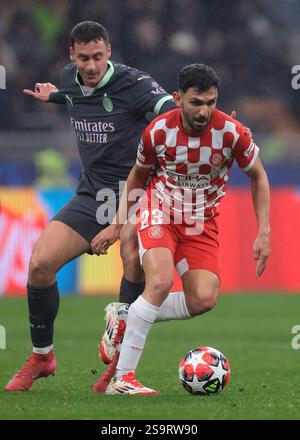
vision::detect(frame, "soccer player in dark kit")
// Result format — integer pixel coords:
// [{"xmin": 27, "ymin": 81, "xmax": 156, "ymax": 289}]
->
[{"xmin": 4, "ymin": 21, "xmax": 175, "ymax": 392}]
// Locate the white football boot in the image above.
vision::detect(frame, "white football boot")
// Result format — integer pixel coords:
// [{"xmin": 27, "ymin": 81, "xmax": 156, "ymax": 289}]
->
[
  {"xmin": 99, "ymin": 302, "xmax": 129, "ymax": 364},
  {"xmin": 106, "ymin": 372, "xmax": 159, "ymax": 395}
]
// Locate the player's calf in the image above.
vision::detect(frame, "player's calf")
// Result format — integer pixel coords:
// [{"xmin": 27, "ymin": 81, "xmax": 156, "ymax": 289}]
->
[
  {"xmin": 191, "ymin": 295, "xmax": 218, "ymax": 316},
  {"xmin": 183, "ymin": 270, "xmax": 220, "ymax": 316}
]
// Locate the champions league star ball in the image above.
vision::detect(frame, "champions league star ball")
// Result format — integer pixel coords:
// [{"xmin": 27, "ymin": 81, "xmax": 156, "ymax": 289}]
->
[{"xmin": 179, "ymin": 346, "xmax": 230, "ymax": 396}]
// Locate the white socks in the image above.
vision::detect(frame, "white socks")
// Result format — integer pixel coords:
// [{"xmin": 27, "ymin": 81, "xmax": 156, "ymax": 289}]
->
[
  {"xmin": 156, "ymin": 291, "xmax": 191, "ymax": 321},
  {"xmin": 116, "ymin": 295, "xmax": 159, "ymax": 378},
  {"xmin": 33, "ymin": 344, "xmax": 53, "ymax": 354},
  {"xmin": 116, "ymin": 292, "xmax": 192, "ymax": 379}
]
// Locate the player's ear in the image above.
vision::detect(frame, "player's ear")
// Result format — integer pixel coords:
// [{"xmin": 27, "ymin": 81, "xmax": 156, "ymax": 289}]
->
[
  {"xmin": 70, "ymin": 46, "xmax": 75, "ymax": 62},
  {"xmin": 106, "ymin": 43, "xmax": 112, "ymax": 59},
  {"xmin": 173, "ymin": 91, "xmax": 182, "ymax": 108}
]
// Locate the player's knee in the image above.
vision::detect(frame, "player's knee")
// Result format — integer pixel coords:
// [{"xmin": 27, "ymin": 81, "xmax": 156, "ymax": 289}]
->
[
  {"xmin": 190, "ymin": 289, "xmax": 218, "ymax": 316},
  {"xmin": 148, "ymin": 275, "xmax": 173, "ymax": 296},
  {"xmin": 29, "ymin": 251, "xmax": 55, "ymax": 283}
]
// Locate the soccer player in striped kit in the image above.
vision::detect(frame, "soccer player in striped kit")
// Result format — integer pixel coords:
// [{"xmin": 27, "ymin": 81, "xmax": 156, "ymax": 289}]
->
[{"xmin": 92, "ymin": 63, "xmax": 270, "ymax": 394}]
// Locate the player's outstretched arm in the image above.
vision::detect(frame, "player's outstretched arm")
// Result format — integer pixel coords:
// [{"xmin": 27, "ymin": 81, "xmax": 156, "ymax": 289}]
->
[
  {"xmin": 245, "ymin": 157, "xmax": 271, "ymax": 277},
  {"xmin": 23, "ymin": 82, "xmax": 59, "ymax": 102},
  {"xmin": 91, "ymin": 165, "xmax": 151, "ymax": 256}
]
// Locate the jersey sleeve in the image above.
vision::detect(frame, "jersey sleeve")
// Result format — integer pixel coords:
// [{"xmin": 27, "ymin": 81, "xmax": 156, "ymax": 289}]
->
[
  {"xmin": 130, "ymin": 73, "xmax": 174, "ymax": 115},
  {"xmin": 49, "ymin": 91, "xmax": 67, "ymax": 104},
  {"xmin": 48, "ymin": 65, "xmax": 71, "ymax": 105},
  {"xmin": 232, "ymin": 125, "xmax": 259, "ymax": 172},
  {"xmin": 136, "ymin": 129, "xmax": 156, "ymax": 168}
]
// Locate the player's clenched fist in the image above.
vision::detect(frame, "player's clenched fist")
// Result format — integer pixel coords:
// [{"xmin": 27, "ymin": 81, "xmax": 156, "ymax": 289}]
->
[{"xmin": 23, "ymin": 82, "xmax": 58, "ymax": 102}]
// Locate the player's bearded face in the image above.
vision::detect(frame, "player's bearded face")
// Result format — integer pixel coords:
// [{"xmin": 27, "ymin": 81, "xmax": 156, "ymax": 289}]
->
[
  {"xmin": 176, "ymin": 87, "xmax": 218, "ymax": 133},
  {"xmin": 70, "ymin": 40, "xmax": 111, "ymax": 87}
]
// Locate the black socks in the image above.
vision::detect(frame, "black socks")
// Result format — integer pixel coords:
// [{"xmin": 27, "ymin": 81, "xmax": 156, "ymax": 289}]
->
[
  {"xmin": 27, "ymin": 282, "xmax": 60, "ymax": 348},
  {"xmin": 119, "ymin": 276, "xmax": 145, "ymax": 304}
]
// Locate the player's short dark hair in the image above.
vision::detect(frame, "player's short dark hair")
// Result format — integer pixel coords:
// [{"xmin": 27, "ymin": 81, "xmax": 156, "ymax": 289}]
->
[
  {"xmin": 178, "ymin": 64, "xmax": 220, "ymax": 93},
  {"xmin": 70, "ymin": 21, "xmax": 109, "ymax": 47}
]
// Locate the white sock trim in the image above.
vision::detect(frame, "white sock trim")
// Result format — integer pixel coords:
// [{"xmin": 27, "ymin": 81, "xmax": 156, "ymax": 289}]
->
[
  {"xmin": 132, "ymin": 295, "xmax": 160, "ymax": 324},
  {"xmin": 33, "ymin": 345, "xmax": 53, "ymax": 354}
]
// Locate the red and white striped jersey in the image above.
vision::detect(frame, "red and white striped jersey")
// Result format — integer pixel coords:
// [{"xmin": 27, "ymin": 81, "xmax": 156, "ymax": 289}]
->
[{"xmin": 136, "ymin": 107, "xmax": 259, "ymax": 221}]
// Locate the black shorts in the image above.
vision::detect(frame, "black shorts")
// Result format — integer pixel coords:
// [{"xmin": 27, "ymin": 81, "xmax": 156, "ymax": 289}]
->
[{"xmin": 53, "ymin": 193, "xmax": 118, "ymax": 245}]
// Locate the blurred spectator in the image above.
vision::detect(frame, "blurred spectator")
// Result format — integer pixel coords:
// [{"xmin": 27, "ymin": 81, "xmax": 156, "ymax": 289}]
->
[
  {"xmin": 34, "ymin": 148, "xmax": 73, "ymax": 188},
  {"xmin": 0, "ymin": 0, "xmax": 298, "ymax": 134},
  {"xmin": 0, "ymin": 0, "xmax": 300, "ymax": 175},
  {"xmin": 32, "ymin": 0, "xmax": 71, "ymax": 46}
]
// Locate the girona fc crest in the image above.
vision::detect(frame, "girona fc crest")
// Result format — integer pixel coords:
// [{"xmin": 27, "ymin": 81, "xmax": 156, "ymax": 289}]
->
[
  {"xmin": 148, "ymin": 225, "xmax": 164, "ymax": 239},
  {"xmin": 210, "ymin": 153, "xmax": 223, "ymax": 167}
]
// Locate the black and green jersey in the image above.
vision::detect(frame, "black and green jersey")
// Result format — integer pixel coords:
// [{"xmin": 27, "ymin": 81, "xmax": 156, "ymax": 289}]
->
[{"xmin": 51, "ymin": 61, "xmax": 175, "ymax": 197}]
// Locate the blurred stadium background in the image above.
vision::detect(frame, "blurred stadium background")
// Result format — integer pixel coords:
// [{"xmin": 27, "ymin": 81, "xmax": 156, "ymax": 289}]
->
[{"xmin": 0, "ymin": 0, "xmax": 300, "ymax": 296}]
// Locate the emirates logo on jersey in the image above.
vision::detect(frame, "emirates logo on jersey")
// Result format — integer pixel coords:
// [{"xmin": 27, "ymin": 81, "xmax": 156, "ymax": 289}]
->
[
  {"xmin": 210, "ymin": 153, "xmax": 223, "ymax": 167},
  {"xmin": 148, "ymin": 225, "xmax": 164, "ymax": 239}
]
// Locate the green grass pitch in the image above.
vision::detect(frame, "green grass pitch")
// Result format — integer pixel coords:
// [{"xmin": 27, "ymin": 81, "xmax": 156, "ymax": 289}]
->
[{"xmin": 0, "ymin": 294, "xmax": 299, "ymax": 420}]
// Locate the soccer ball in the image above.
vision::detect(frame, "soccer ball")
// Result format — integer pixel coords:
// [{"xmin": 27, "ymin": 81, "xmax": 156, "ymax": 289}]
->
[{"xmin": 179, "ymin": 346, "xmax": 230, "ymax": 396}]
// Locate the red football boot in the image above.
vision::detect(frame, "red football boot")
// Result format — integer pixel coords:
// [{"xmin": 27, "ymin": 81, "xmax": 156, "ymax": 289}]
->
[
  {"xmin": 4, "ymin": 351, "xmax": 57, "ymax": 392},
  {"xmin": 92, "ymin": 350, "xmax": 120, "ymax": 393}
]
